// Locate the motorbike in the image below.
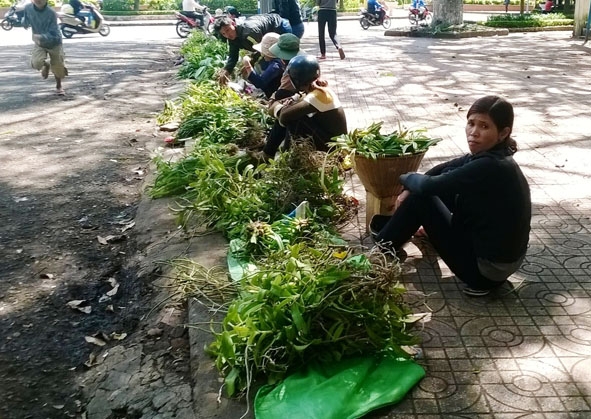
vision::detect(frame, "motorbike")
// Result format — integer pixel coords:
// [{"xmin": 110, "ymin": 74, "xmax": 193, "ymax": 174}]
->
[
  {"xmin": 1, "ymin": 4, "xmax": 27, "ymax": 31},
  {"xmin": 57, "ymin": 3, "xmax": 110, "ymax": 38},
  {"xmin": 175, "ymin": 7, "xmax": 213, "ymax": 38},
  {"xmin": 359, "ymin": 8, "xmax": 391, "ymax": 30},
  {"xmin": 408, "ymin": 6, "xmax": 433, "ymax": 25}
]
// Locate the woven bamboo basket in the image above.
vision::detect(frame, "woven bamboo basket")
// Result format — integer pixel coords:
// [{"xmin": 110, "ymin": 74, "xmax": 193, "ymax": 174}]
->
[
  {"xmin": 353, "ymin": 152, "xmax": 426, "ymax": 231},
  {"xmin": 353, "ymin": 152, "xmax": 426, "ymax": 198}
]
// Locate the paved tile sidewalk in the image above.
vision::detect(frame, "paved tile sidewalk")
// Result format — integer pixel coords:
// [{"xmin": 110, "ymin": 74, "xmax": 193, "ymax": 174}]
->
[{"xmin": 296, "ymin": 25, "xmax": 591, "ymax": 417}]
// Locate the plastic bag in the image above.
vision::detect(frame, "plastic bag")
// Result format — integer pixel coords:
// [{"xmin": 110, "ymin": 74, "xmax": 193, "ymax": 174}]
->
[{"xmin": 254, "ymin": 355, "xmax": 425, "ymax": 419}]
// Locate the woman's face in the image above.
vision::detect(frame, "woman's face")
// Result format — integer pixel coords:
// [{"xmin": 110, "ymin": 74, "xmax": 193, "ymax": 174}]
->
[{"xmin": 465, "ymin": 112, "xmax": 509, "ymax": 154}]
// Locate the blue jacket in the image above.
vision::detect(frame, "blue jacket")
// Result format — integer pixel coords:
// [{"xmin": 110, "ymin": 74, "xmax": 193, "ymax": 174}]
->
[{"xmin": 23, "ymin": 3, "xmax": 62, "ymax": 49}]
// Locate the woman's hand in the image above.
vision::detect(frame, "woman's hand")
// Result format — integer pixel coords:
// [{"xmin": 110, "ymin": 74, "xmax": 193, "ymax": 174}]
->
[{"xmin": 394, "ymin": 190, "xmax": 410, "ymax": 211}]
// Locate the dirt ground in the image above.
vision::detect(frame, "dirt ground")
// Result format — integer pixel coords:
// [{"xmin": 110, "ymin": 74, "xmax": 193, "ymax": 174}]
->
[{"xmin": 0, "ymin": 37, "xmax": 183, "ymax": 418}]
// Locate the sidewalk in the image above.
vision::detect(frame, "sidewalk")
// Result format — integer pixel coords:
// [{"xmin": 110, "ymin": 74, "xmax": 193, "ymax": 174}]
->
[{"xmin": 185, "ymin": 24, "xmax": 591, "ymax": 418}]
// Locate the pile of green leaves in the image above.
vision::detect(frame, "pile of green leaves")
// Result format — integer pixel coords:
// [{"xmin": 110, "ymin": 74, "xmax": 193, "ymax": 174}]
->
[
  {"xmin": 330, "ymin": 122, "xmax": 441, "ymax": 159},
  {"xmin": 150, "ymin": 143, "xmax": 244, "ymax": 198},
  {"xmin": 205, "ymin": 228, "xmax": 418, "ymax": 396},
  {"xmin": 177, "ymin": 31, "xmax": 228, "ymax": 82},
  {"xmin": 169, "ymin": 144, "xmax": 349, "ymax": 239},
  {"xmin": 485, "ymin": 13, "xmax": 573, "ymax": 27},
  {"xmin": 158, "ymin": 80, "xmax": 271, "ymax": 148}
]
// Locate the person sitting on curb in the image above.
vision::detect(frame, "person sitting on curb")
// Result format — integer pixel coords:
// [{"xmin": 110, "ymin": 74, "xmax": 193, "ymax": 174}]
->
[
  {"xmin": 241, "ymin": 32, "xmax": 284, "ymax": 99},
  {"xmin": 214, "ymin": 13, "xmax": 292, "ymax": 84},
  {"xmin": 252, "ymin": 55, "xmax": 347, "ymax": 161},
  {"xmin": 371, "ymin": 96, "xmax": 531, "ymax": 297},
  {"xmin": 23, "ymin": 0, "xmax": 67, "ymax": 95},
  {"xmin": 267, "ymin": 32, "xmax": 305, "ymax": 99}
]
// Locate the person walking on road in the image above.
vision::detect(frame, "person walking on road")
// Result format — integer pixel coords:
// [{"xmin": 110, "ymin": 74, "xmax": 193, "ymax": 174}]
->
[
  {"xmin": 316, "ymin": 0, "xmax": 345, "ymax": 60},
  {"xmin": 23, "ymin": 0, "xmax": 67, "ymax": 95}
]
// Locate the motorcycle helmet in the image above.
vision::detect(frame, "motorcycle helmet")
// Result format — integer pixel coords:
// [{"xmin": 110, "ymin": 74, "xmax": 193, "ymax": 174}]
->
[
  {"xmin": 287, "ymin": 55, "xmax": 320, "ymax": 90},
  {"xmin": 61, "ymin": 3, "xmax": 74, "ymax": 14},
  {"xmin": 224, "ymin": 6, "xmax": 240, "ymax": 18}
]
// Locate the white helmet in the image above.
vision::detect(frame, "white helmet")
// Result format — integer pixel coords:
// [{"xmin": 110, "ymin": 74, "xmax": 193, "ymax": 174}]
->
[{"xmin": 61, "ymin": 3, "xmax": 74, "ymax": 14}]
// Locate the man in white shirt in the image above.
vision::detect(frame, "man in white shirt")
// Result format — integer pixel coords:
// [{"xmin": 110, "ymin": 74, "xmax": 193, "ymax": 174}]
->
[{"xmin": 181, "ymin": 0, "xmax": 205, "ymax": 27}]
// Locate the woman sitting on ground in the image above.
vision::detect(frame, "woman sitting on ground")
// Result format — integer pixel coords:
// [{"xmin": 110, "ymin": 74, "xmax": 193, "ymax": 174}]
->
[
  {"xmin": 241, "ymin": 32, "xmax": 284, "ymax": 98},
  {"xmin": 372, "ymin": 95, "xmax": 531, "ymax": 297},
  {"xmin": 253, "ymin": 55, "xmax": 347, "ymax": 161}
]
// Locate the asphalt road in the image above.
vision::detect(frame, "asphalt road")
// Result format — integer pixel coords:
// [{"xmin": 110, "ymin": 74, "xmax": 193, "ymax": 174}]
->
[{"xmin": 0, "ymin": 23, "xmax": 183, "ymax": 418}]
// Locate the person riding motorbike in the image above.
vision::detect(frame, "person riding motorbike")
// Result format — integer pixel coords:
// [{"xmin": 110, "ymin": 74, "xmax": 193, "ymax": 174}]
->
[
  {"xmin": 14, "ymin": 0, "xmax": 30, "ymax": 24},
  {"xmin": 182, "ymin": 0, "xmax": 205, "ymax": 27},
  {"xmin": 69, "ymin": 0, "xmax": 89, "ymax": 25},
  {"xmin": 410, "ymin": 0, "xmax": 427, "ymax": 17},
  {"xmin": 367, "ymin": 0, "xmax": 386, "ymax": 23}
]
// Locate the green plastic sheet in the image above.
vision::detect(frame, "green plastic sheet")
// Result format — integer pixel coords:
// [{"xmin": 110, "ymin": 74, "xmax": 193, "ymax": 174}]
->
[{"xmin": 254, "ymin": 355, "xmax": 425, "ymax": 419}]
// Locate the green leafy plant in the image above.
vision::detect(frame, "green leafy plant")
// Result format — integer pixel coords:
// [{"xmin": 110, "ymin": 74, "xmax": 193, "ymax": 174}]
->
[
  {"xmin": 158, "ymin": 80, "xmax": 271, "ymax": 148},
  {"xmin": 330, "ymin": 122, "xmax": 441, "ymax": 159},
  {"xmin": 169, "ymin": 144, "xmax": 351, "ymax": 238},
  {"xmin": 178, "ymin": 31, "xmax": 228, "ymax": 82},
  {"xmin": 204, "ymin": 238, "xmax": 418, "ymax": 397},
  {"xmin": 485, "ymin": 12, "xmax": 573, "ymax": 27}
]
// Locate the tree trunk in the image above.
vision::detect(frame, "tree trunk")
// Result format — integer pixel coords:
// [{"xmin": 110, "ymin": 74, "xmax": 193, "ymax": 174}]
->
[
  {"xmin": 432, "ymin": 0, "xmax": 463, "ymax": 26},
  {"xmin": 134, "ymin": 0, "xmax": 140, "ymax": 11}
]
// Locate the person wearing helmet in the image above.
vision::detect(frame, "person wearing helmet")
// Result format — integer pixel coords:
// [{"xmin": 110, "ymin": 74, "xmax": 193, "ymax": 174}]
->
[
  {"xmin": 257, "ymin": 55, "xmax": 347, "ymax": 160},
  {"xmin": 224, "ymin": 5, "xmax": 240, "ymax": 19},
  {"xmin": 213, "ymin": 13, "xmax": 292, "ymax": 84}
]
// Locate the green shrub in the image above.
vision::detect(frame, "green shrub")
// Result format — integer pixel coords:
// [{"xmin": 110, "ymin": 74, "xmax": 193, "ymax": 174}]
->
[
  {"xmin": 143, "ymin": 0, "xmax": 180, "ymax": 10},
  {"xmin": 485, "ymin": 12, "xmax": 573, "ymax": 27},
  {"xmin": 102, "ymin": 0, "xmax": 135, "ymax": 11}
]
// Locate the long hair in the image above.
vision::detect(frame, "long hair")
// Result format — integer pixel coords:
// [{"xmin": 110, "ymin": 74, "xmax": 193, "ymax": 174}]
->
[{"xmin": 467, "ymin": 95, "xmax": 518, "ymax": 154}]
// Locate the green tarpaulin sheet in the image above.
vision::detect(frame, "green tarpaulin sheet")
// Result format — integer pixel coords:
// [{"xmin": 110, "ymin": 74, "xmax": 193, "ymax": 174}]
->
[{"xmin": 254, "ymin": 355, "xmax": 425, "ymax": 419}]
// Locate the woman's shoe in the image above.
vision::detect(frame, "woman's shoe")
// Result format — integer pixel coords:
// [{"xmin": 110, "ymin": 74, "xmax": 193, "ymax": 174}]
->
[{"xmin": 462, "ymin": 287, "xmax": 490, "ymax": 297}]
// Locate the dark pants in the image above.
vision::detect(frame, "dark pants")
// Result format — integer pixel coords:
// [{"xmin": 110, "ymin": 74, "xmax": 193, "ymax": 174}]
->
[
  {"xmin": 317, "ymin": 9, "xmax": 339, "ymax": 55},
  {"xmin": 375, "ymin": 193, "xmax": 500, "ymax": 290}
]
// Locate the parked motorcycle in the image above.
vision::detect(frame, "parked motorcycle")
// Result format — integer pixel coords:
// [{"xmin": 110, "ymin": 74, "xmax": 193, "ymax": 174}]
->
[
  {"xmin": 359, "ymin": 8, "xmax": 391, "ymax": 30},
  {"xmin": 57, "ymin": 3, "xmax": 110, "ymax": 38},
  {"xmin": 175, "ymin": 7, "xmax": 213, "ymax": 38},
  {"xmin": 408, "ymin": 6, "xmax": 432, "ymax": 25},
  {"xmin": 1, "ymin": 4, "xmax": 27, "ymax": 31}
]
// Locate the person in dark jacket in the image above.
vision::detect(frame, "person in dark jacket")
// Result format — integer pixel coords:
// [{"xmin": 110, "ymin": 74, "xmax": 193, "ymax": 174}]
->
[
  {"xmin": 272, "ymin": 0, "xmax": 304, "ymax": 38},
  {"xmin": 372, "ymin": 96, "xmax": 531, "ymax": 297},
  {"xmin": 23, "ymin": 0, "xmax": 67, "ymax": 95},
  {"xmin": 214, "ymin": 13, "xmax": 291, "ymax": 83}
]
